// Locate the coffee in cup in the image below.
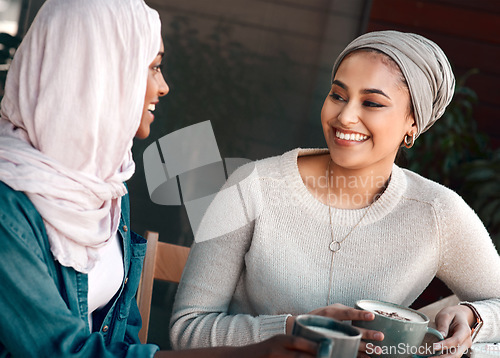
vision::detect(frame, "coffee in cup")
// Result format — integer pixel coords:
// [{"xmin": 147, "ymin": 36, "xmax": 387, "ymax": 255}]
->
[{"xmin": 353, "ymin": 300, "xmax": 444, "ymax": 358}]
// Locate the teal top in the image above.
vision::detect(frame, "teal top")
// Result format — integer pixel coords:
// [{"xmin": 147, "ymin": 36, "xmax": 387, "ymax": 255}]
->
[{"xmin": 0, "ymin": 181, "xmax": 159, "ymax": 357}]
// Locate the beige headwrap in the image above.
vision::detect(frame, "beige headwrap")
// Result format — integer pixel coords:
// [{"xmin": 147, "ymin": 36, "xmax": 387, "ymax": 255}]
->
[
  {"xmin": 0, "ymin": 0, "xmax": 161, "ymax": 272},
  {"xmin": 332, "ymin": 30, "xmax": 455, "ymax": 138}
]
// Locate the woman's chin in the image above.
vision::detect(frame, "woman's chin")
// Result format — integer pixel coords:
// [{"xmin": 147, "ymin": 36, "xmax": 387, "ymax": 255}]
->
[{"xmin": 135, "ymin": 126, "xmax": 150, "ymax": 139}]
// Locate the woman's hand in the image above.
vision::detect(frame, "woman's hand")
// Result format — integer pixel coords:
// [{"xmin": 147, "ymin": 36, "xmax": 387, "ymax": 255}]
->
[
  {"xmin": 432, "ymin": 304, "xmax": 475, "ymax": 357},
  {"xmin": 156, "ymin": 335, "xmax": 317, "ymax": 358},
  {"xmin": 286, "ymin": 303, "xmax": 384, "ymax": 358}
]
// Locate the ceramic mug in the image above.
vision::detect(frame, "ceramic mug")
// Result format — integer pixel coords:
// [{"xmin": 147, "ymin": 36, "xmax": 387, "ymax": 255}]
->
[
  {"xmin": 352, "ymin": 300, "xmax": 444, "ymax": 358},
  {"xmin": 292, "ymin": 314, "xmax": 362, "ymax": 358}
]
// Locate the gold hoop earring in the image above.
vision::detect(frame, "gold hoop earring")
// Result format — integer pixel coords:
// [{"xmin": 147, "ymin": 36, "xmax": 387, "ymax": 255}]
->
[{"xmin": 404, "ymin": 133, "xmax": 415, "ymax": 149}]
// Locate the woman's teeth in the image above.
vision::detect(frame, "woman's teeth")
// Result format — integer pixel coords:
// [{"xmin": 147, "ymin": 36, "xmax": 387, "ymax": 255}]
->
[
  {"xmin": 148, "ymin": 104, "xmax": 155, "ymax": 112},
  {"xmin": 335, "ymin": 130, "xmax": 368, "ymax": 142}
]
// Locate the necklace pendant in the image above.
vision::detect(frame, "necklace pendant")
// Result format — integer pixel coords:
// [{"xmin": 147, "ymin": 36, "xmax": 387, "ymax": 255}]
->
[{"xmin": 329, "ymin": 241, "xmax": 341, "ymax": 253}]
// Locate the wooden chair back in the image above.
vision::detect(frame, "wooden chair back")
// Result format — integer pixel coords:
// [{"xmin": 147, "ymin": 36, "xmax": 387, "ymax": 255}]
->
[{"xmin": 136, "ymin": 231, "xmax": 190, "ymax": 344}]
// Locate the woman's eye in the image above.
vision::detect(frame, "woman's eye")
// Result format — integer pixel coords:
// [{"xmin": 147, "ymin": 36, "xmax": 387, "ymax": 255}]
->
[
  {"xmin": 363, "ymin": 101, "xmax": 384, "ymax": 108},
  {"xmin": 152, "ymin": 64, "xmax": 163, "ymax": 73},
  {"xmin": 329, "ymin": 93, "xmax": 345, "ymax": 102}
]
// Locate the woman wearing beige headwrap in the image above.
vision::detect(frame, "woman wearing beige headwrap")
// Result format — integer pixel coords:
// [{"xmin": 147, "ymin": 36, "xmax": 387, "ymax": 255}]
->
[
  {"xmin": 0, "ymin": 0, "xmax": 319, "ymax": 357},
  {"xmin": 170, "ymin": 30, "xmax": 500, "ymax": 357}
]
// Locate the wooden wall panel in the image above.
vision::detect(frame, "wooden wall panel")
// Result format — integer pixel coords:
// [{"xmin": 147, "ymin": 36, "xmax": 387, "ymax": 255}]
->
[
  {"xmin": 428, "ymin": 0, "xmax": 500, "ymax": 14},
  {"xmin": 148, "ymin": 0, "xmax": 326, "ymax": 38},
  {"xmin": 367, "ymin": 0, "xmax": 500, "ymax": 147},
  {"xmin": 257, "ymin": 0, "xmax": 330, "ymax": 11},
  {"xmin": 146, "ymin": 0, "xmax": 370, "ymax": 151},
  {"xmin": 147, "ymin": 0, "xmax": 368, "ymax": 68},
  {"xmin": 369, "ymin": 0, "xmax": 500, "ymax": 44}
]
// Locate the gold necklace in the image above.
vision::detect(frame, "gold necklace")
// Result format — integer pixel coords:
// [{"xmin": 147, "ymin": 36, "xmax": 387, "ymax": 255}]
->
[{"xmin": 325, "ymin": 158, "xmax": 377, "ymax": 306}]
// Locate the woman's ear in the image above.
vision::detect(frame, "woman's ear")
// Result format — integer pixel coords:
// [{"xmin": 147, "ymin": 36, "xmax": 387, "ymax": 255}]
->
[
  {"xmin": 411, "ymin": 118, "xmax": 417, "ymax": 131},
  {"xmin": 406, "ymin": 113, "xmax": 417, "ymax": 135},
  {"xmin": 401, "ymin": 114, "xmax": 417, "ymax": 149}
]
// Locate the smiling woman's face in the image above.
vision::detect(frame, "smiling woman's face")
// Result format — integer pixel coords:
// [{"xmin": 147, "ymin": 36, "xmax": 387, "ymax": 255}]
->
[
  {"xmin": 321, "ymin": 50, "xmax": 416, "ymax": 173},
  {"xmin": 136, "ymin": 41, "xmax": 169, "ymax": 139}
]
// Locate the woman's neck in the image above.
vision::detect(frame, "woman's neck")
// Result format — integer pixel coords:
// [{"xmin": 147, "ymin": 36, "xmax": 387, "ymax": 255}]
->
[
  {"xmin": 326, "ymin": 160, "xmax": 392, "ymax": 209},
  {"xmin": 298, "ymin": 153, "xmax": 393, "ymax": 210}
]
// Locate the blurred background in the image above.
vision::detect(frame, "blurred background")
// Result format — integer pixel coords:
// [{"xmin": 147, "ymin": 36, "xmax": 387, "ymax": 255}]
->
[{"xmin": 1, "ymin": 0, "xmax": 499, "ymax": 350}]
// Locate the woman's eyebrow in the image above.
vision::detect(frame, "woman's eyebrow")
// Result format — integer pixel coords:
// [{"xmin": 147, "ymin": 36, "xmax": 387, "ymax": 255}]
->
[
  {"xmin": 332, "ymin": 80, "xmax": 347, "ymax": 90},
  {"xmin": 333, "ymin": 80, "xmax": 391, "ymax": 100},
  {"xmin": 362, "ymin": 88, "xmax": 391, "ymax": 99}
]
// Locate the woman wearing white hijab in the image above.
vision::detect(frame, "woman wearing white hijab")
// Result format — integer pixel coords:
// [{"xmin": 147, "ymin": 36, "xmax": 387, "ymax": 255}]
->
[
  {"xmin": 170, "ymin": 30, "xmax": 500, "ymax": 357},
  {"xmin": 0, "ymin": 0, "xmax": 318, "ymax": 356}
]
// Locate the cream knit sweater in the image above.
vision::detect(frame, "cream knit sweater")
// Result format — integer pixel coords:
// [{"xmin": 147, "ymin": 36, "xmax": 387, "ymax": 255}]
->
[{"xmin": 170, "ymin": 148, "xmax": 500, "ymax": 349}]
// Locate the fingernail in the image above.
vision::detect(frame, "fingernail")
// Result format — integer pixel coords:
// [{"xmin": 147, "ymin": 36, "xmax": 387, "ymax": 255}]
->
[
  {"xmin": 375, "ymin": 346, "xmax": 383, "ymax": 354},
  {"xmin": 439, "ymin": 331, "xmax": 446, "ymax": 337},
  {"xmin": 364, "ymin": 312, "xmax": 373, "ymax": 320},
  {"xmin": 374, "ymin": 332, "xmax": 383, "ymax": 340},
  {"xmin": 433, "ymin": 343, "xmax": 443, "ymax": 351}
]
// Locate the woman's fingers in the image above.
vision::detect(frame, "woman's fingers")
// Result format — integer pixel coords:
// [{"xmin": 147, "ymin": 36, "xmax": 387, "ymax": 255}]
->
[
  {"xmin": 358, "ymin": 327, "xmax": 384, "ymax": 341},
  {"xmin": 435, "ymin": 310, "xmax": 454, "ymax": 338},
  {"xmin": 306, "ymin": 304, "xmax": 384, "ymax": 356},
  {"xmin": 354, "ymin": 325, "xmax": 384, "ymax": 343},
  {"xmin": 310, "ymin": 303, "xmax": 375, "ymax": 322},
  {"xmin": 433, "ymin": 329, "xmax": 472, "ymax": 358},
  {"xmin": 435, "ymin": 304, "xmax": 475, "ymax": 340},
  {"xmin": 435, "ymin": 326, "xmax": 470, "ymax": 349},
  {"xmin": 433, "ymin": 307, "xmax": 473, "ymax": 358}
]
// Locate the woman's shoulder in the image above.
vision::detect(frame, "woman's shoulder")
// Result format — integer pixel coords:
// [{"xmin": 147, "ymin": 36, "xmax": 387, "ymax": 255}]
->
[
  {"xmin": 227, "ymin": 148, "xmax": 328, "ymax": 182},
  {"xmin": 0, "ymin": 181, "xmax": 39, "ymax": 217},
  {"xmin": 0, "ymin": 181, "xmax": 48, "ymax": 248},
  {"xmin": 399, "ymin": 167, "xmax": 470, "ymax": 211},
  {"xmin": 224, "ymin": 148, "xmax": 290, "ymax": 181},
  {"xmin": 399, "ymin": 169, "xmax": 492, "ymax": 250}
]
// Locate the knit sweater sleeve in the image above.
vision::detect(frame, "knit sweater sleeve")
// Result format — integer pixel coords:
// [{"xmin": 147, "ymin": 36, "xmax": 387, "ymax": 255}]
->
[
  {"xmin": 434, "ymin": 189, "xmax": 500, "ymax": 342},
  {"xmin": 169, "ymin": 161, "xmax": 289, "ymax": 350}
]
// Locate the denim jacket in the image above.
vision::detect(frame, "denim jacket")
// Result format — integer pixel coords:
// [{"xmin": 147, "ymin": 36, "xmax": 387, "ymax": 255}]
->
[{"xmin": 0, "ymin": 181, "xmax": 159, "ymax": 357}]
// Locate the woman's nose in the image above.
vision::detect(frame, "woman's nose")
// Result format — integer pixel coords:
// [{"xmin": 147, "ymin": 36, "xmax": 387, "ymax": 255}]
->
[
  {"xmin": 158, "ymin": 75, "xmax": 169, "ymax": 97},
  {"xmin": 337, "ymin": 102, "xmax": 359, "ymax": 126}
]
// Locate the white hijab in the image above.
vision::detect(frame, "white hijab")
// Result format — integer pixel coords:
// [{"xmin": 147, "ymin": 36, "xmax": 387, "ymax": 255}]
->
[{"xmin": 0, "ymin": 0, "xmax": 161, "ymax": 272}]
